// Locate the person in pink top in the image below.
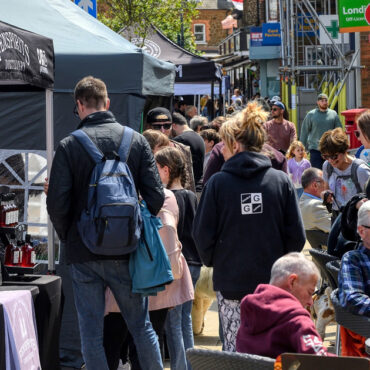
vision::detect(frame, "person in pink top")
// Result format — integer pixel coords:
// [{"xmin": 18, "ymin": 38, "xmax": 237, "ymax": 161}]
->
[
  {"xmin": 236, "ymin": 252, "xmax": 332, "ymax": 358},
  {"xmin": 286, "ymin": 140, "xmax": 311, "ymax": 198},
  {"xmin": 104, "ymin": 189, "xmax": 194, "ymax": 368},
  {"xmin": 264, "ymin": 101, "xmax": 297, "ymax": 154}
]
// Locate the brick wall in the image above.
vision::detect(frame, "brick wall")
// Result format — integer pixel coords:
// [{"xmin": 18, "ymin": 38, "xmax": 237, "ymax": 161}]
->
[
  {"xmin": 242, "ymin": 0, "xmax": 266, "ymax": 27},
  {"xmin": 361, "ymin": 32, "xmax": 370, "ymax": 108},
  {"xmin": 192, "ymin": 9, "xmax": 232, "ymax": 53}
]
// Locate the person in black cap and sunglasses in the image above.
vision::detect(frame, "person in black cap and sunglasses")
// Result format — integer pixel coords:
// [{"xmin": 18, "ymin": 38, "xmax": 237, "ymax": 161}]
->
[
  {"xmin": 147, "ymin": 107, "xmax": 196, "ymax": 192},
  {"xmin": 300, "ymin": 93, "xmax": 342, "ymax": 169}
]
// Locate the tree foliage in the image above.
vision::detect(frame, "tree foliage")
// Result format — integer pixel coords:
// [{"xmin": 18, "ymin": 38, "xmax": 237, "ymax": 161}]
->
[{"xmin": 98, "ymin": 0, "xmax": 200, "ymax": 53}]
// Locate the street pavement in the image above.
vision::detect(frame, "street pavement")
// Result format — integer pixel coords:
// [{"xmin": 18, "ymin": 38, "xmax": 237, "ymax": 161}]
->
[{"xmin": 85, "ymin": 241, "xmax": 337, "ymax": 369}]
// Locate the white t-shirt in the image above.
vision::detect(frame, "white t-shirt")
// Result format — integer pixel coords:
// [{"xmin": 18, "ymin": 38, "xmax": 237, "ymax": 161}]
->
[{"xmin": 323, "ymin": 158, "xmax": 370, "ymax": 210}]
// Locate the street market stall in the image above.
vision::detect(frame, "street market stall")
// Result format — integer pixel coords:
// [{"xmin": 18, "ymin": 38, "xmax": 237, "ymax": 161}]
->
[
  {"xmin": 122, "ymin": 26, "xmax": 224, "ymax": 116},
  {"xmin": 0, "ymin": 20, "xmax": 62, "ymax": 370},
  {"xmin": 0, "ymin": 0, "xmax": 176, "ymax": 268}
]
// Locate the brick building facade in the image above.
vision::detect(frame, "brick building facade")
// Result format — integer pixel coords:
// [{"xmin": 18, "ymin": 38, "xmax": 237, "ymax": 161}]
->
[
  {"xmin": 193, "ymin": 0, "xmax": 234, "ymax": 56},
  {"xmin": 361, "ymin": 32, "xmax": 370, "ymax": 108}
]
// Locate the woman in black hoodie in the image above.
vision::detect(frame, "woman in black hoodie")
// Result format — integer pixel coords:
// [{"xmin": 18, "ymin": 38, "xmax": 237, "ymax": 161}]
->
[{"xmin": 192, "ymin": 101, "xmax": 305, "ymax": 352}]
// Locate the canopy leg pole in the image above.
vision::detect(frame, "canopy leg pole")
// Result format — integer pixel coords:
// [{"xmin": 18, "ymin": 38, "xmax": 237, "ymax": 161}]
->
[
  {"xmin": 211, "ymin": 80, "xmax": 215, "ymax": 120},
  {"xmin": 46, "ymin": 88, "xmax": 55, "ymax": 273}
]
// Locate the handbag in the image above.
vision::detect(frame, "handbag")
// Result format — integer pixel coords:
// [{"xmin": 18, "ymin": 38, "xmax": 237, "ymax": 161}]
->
[{"xmin": 129, "ymin": 200, "xmax": 174, "ymax": 296}]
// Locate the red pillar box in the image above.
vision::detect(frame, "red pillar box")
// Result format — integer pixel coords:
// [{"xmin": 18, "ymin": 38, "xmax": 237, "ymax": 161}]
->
[{"xmin": 341, "ymin": 108, "xmax": 367, "ymax": 149}]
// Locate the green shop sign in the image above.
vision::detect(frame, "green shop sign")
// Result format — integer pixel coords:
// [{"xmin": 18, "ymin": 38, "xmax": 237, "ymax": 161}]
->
[{"xmin": 339, "ymin": 0, "xmax": 370, "ymax": 32}]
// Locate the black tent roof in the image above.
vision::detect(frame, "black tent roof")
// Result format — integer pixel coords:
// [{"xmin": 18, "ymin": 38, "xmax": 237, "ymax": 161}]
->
[
  {"xmin": 123, "ymin": 26, "xmax": 222, "ymax": 83},
  {"xmin": 0, "ymin": 20, "xmax": 54, "ymax": 89}
]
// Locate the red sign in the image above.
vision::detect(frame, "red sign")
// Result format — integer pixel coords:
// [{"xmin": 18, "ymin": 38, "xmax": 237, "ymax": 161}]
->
[{"xmin": 366, "ymin": 4, "xmax": 370, "ymax": 24}]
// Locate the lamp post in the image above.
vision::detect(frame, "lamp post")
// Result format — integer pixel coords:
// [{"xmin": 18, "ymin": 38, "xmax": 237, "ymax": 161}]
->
[{"xmin": 177, "ymin": 2, "xmax": 185, "ymax": 48}]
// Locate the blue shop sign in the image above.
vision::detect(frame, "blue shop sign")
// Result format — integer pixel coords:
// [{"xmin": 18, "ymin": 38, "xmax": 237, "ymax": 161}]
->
[
  {"xmin": 296, "ymin": 13, "xmax": 319, "ymax": 37},
  {"xmin": 262, "ymin": 23, "xmax": 281, "ymax": 46}
]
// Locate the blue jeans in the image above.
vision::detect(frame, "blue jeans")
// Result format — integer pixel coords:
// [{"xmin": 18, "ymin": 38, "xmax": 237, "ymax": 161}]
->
[
  {"xmin": 71, "ymin": 259, "xmax": 162, "ymax": 370},
  {"xmin": 165, "ymin": 264, "xmax": 201, "ymax": 370},
  {"xmin": 57, "ymin": 243, "xmax": 84, "ymax": 368}
]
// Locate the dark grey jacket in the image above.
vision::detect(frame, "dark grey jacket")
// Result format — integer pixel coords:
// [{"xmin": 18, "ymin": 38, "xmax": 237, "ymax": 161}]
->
[{"xmin": 47, "ymin": 111, "xmax": 164, "ymax": 264}]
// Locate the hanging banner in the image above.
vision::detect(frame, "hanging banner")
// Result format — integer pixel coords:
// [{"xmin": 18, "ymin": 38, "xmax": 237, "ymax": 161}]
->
[
  {"xmin": 338, "ymin": 0, "xmax": 370, "ymax": 32},
  {"xmin": 0, "ymin": 21, "xmax": 54, "ymax": 88}
]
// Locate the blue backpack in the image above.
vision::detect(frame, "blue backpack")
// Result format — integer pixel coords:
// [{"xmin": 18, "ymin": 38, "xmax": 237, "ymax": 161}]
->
[{"xmin": 71, "ymin": 127, "xmax": 141, "ymax": 255}]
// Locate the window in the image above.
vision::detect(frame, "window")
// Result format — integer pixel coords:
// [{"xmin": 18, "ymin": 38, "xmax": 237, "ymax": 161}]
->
[
  {"xmin": 194, "ymin": 24, "xmax": 206, "ymax": 43},
  {"xmin": 266, "ymin": 0, "xmax": 279, "ymax": 22}
]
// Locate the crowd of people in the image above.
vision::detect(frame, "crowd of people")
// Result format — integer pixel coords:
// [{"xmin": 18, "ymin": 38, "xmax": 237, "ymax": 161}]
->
[{"xmin": 46, "ymin": 76, "xmax": 370, "ymax": 370}]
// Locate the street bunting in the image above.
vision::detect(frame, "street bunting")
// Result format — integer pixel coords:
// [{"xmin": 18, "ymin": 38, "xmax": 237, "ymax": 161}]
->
[
  {"xmin": 319, "ymin": 15, "xmax": 349, "ymax": 44},
  {"xmin": 228, "ymin": 0, "xmax": 243, "ymax": 10},
  {"xmin": 338, "ymin": 0, "xmax": 370, "ymax": 32}
]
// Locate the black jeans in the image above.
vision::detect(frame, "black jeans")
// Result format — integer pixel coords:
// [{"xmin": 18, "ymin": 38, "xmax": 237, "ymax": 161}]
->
[{"xmin": 309, "ymin": 149, "xmax": 324, "ymax": 169}]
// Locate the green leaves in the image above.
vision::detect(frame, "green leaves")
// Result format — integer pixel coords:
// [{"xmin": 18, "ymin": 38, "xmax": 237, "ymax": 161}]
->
[{"xmin": 98, "ymin": 0, "xmax": 200, "ymax": 53}]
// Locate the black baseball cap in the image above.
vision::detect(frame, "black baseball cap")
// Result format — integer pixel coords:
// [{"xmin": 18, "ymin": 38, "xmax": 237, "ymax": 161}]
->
[{"xmin": 147, "ymin": 107, "xmax": 172, "ymax": 124}]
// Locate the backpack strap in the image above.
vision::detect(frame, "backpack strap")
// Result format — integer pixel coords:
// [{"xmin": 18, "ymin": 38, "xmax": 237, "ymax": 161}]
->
[
  {"xmin": 350, "ymin": 158, "xmax": 363, "ymax": 194},
  {"xmin": 327, "ymin": 158, "xmax": 364, "ymax": 195},
  {"xmin": 326, "ymin": 161, "xmax": 334, "ymax": 179},
  {"xmin": 117, "ymin": 127, "xmax": 134, "ymax": 163},
  {"xmin": 71, "ymin": 129, "xmax": 104, "ymax": 164}
]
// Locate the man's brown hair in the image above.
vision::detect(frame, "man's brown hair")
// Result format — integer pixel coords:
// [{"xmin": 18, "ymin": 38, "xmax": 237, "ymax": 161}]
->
[
  {"xmin": 200, "ymin": 129, "xmax": 220, "ymax": 145},
  {"xmin": 74, "ymin": 76, "xmax": 108, "ymax": 109}
]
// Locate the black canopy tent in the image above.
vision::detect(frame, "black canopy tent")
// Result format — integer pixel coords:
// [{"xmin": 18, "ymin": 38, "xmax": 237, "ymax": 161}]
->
[
  {"xmin": 0, "ymin": 0, "xmax": 175, "ymax": 150},
  {"xmin": 0, "ymin": 0, "xmax": 175, "ymax": 270},
  {"xmin": 123, "ymin": 26, "xmax": 223, "ymax": 104},
  {"xmin": 124, "ymin": 26, "xmax": 222, "ymax": 83},
  {"xmin": 0, "ymin": 20, "xmax": 56, "ymax": 271}
]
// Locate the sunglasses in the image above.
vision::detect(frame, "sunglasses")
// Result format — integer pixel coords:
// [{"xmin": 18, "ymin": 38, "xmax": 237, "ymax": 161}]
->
[
  {"xmin": 321, "ymin": 153, "xmax": 339, "ymax": 161},
  {"xmin": 271, "ymin": 108, "xmax": 280, "ymax": 111},
  {"xmin": 355, "ymin": 130, "xmax": 361, "ymax": 138},
  {"xmin": 152, "ymin": 123, "xmax": 172, "ymax": 130},
  {"xmin": 361, "ymin": 225, "xmax": 370, "ymax": 229}
]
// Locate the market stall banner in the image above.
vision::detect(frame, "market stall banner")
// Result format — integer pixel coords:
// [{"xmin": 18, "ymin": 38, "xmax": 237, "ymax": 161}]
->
[
  {"xmin": 0, "ymin": 21, "xmax": 54, "ymax": 89},
  {"xmin": 339, "ymin": 0, "xmax": 370, "ymax": 32}
]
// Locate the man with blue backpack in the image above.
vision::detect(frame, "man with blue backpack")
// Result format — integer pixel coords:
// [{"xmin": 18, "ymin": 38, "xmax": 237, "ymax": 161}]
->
[{"xmin": 47, "ymin": 76, "xmax": 165, "ymax": 370}]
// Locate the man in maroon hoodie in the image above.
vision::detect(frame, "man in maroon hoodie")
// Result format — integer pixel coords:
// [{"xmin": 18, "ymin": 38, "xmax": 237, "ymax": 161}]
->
[{"xmin": 236, "ymin": 252, "xmax": 331, "ymax": 358}]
